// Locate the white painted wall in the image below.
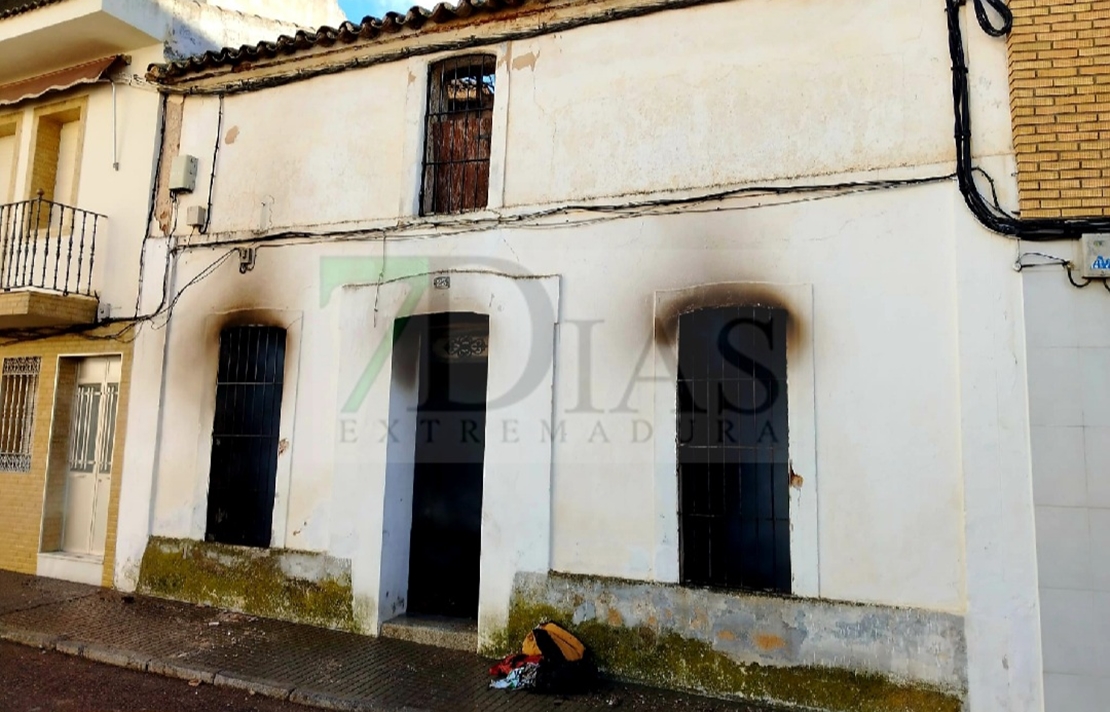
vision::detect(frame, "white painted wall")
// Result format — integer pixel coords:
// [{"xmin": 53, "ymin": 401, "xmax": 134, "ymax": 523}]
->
[
  {"xmin": 144, "ymin": 179, "xmax": 976, "ymax": 602},
  {"xmin": 187, "ymin": 0, "xmax": 1013, "ymax": 238},
  {"xmin": 114, "ymin": 1, "xmax": 1044, "ymax": 709},
  {"xmin": 1023, "ymin": 257, "xmax": 1110, "ymax": 712}
]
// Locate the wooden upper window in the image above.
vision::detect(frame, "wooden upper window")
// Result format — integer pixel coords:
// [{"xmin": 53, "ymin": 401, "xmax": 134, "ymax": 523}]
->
[{"xmin": 420, "ymin": 55, "xmax": 496, "ymax": 216}]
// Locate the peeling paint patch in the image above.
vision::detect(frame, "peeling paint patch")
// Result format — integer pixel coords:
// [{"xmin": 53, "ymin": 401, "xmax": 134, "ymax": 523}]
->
[
  {"xmin": 754, "ymin": 633, "xmax": 787, "ymax": 652},
  {"xmin": 155, "ymin": 97, "xmax": 185, "ymax": 236},
  {"xmin": 225, "ymin": 125, "xmax": 240, "ymax": 144},
  {"xmin": 511, "ymin": 50, "xmax": 539, "ymax": 71}
]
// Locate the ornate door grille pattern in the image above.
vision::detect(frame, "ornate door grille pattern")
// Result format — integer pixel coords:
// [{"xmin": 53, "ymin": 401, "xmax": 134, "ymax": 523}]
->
[
  {"xmin": 67, "ymin": 382, "xmax": 117, "ymax": 474},
  {"xmin": 677, "ymin": 307, "xmax": 791, "ymax": 593},
  {"xmin": 205, "ymin": 326, "xmax": 286, "ymax": 548},
  {"xmin": 0, "ymin": 356, "xmax": 39, "ymax": 472},
  {"xmin": 420, "ymin": 55, "xmax": 496, "ymax": 216}
]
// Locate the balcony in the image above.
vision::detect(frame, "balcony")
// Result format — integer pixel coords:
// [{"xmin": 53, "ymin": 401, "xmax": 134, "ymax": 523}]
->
[{"xmin": 0, "ymin": 191, "xmax": 101, "ymax": 329}]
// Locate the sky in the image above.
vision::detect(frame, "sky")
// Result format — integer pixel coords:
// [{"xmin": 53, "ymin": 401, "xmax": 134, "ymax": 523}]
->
[{"xmin": 339, "ymin": 0, "xmax": 425, "ymax": 21}]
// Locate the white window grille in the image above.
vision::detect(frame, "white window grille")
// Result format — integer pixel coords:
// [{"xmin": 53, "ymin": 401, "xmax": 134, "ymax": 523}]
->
[
  {"xmin": 0, "ymin": 357, "xmax": 40, "ymax": 472},
  {"xmin": 67, "ymin": 381, "xmax": 118, "ymax": 475},
  {"xmin": 68, "ymin": 384, "xmax": 100, "ymax": 473},
  {"xmin": 99, "ymin": 383, "xmax": 119, "ymax": 474}
]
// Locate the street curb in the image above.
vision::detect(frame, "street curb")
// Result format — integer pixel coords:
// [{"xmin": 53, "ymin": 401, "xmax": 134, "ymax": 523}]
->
[
  {"xmin": 0, "ymin": 623, "xmax": 62, "ymax": 650},
  {"xmin": 146, "ymin": 658, "xmax": 218, "ymax": 684},
  {"xmin": 288, "ymin": 689, "xmax": 433, "ymax": 712},
  {"xmin": 213, "ymin": 671, "xmax": 294, "ymax": 701},
  {"xmin": 82, "ymin": 642, "xmax": 152, "ymax": 672},
  {"xmin": 54, "ymin": 638, "xmax": 84, "ymax": 656},
  {"xmin": 0, "ymin": 627, "xmax": 350, "ymax": 709},
  {"xmin": 1, "ymin": 626, "xmax": 474, "ymax": 712},
  {"xmin": 288, "ymin": 689, "xmax": 377, "ymax": 711}
]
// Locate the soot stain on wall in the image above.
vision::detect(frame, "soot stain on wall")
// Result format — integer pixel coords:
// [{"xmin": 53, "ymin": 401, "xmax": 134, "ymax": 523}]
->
[{"xmin": 654, "ymin": 282, "xmax": 805, "ymax": 358}]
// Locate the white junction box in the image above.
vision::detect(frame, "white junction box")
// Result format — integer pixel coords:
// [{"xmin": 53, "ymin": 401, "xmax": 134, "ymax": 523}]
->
[
  {"xmin": 169, "ymin": 154, "xmax": 198, "ymax": 193},
  {"xmin": 185, "ymin": 205, "xmax": 208, "ymax": 228},
  {"xmin": 1079, "ymin": 234, "xmax": 1110, "ymax": 279}
]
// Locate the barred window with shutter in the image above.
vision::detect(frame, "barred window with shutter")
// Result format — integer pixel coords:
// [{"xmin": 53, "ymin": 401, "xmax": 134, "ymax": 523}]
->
[
  {"xmin": 0, "ymin": 356, "xmax": 40, "ymax": 472},
  {"xmin": 420, "ymin": 55, "xmax": 496, "ymax": 216}
]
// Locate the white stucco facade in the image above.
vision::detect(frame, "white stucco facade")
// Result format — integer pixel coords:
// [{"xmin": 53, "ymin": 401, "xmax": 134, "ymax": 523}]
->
[{"xmin": 110, "ymin": 1, "xmax": 1063, "ymax": 710}]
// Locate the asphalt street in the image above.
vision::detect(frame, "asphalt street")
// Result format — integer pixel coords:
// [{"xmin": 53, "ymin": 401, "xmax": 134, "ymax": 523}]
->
[{"xmin": 0, "ymin": 641, "xmax": 308, "ymax": 712}]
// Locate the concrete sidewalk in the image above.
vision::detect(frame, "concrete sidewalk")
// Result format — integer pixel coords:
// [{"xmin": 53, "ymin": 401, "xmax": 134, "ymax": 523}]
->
[{"xmin": 0, "ymin": 570, "xmax": 766, "ymax": 712}]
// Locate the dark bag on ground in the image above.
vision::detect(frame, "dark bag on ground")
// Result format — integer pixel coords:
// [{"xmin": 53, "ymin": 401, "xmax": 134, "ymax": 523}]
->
[{"xmin": 524, "ymin": 622, "xmax": 598, "ymax": 694}]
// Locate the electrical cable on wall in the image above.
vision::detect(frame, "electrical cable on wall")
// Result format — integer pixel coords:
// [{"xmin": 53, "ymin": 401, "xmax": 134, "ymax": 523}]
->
[
  {"xmin": 950, "ymin": 0, "xmax": 1110, "ymax": 240},
  {"xmin": 200, "ymin": 94, "xmax": 224, "ymax": 235},
  {"xmin": 0, "ymin": 248, "xmax": 235, "ymax": 348},
  {"xmin": 134, "ymin": 93, "xmax": 170, "ymax": 316}
]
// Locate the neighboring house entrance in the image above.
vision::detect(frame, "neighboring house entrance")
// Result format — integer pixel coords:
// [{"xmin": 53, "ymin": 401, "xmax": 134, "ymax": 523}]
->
[
  {"xmin": 62, "ymin": 356, "xmax": 121, "ymax": 556},
  {"xmin": 406, "ymin": 313, "xmax": 488, "ymax": 619},
  {"xmin": 205, "ymin": 325, "xmax": 286, "ymax": 548}
]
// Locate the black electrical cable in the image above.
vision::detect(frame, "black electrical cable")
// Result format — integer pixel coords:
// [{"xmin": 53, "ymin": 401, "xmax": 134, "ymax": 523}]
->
[
  {"xmin": 950, "ymin": 0, "xmax": 1110, "ymax": 240},
  {"xmin": 973, "ymin": 0, "xmax": 1013, "ymax": 37},
  {"xmin": 135, "ymin": 92, "xmax": 169, "ymax": 315},
  {"xmin": 200, "ymin": 94, "xmax": 223, "ymax": 235}
]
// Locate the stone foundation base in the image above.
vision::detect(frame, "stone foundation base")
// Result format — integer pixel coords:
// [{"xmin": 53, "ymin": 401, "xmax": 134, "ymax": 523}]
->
[
  {"xmin": 495, "ymin": 572, "xmax": 966, "ymax": 712},
  {"xmin": 137, "ymin": 536, "xmax": 355, "ymax": 631}
]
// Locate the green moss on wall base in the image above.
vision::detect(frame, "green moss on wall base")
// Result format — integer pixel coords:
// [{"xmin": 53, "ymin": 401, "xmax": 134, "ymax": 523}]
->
[
  {"xmin": 496, "ymin": 597, "xmax": 963, "ymax": 712},
  {"xmin": 137, "ymin": 537, "xmax": 355, "ymax": 632}
]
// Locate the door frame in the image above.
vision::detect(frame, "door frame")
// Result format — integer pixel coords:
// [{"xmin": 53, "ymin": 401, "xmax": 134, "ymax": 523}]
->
[
  {"xmin": 651, "ymin": 283, "xmax": 819, "ymax": 597},
  {"xmin": 404, "ymin": 312, "xmax": 490, "ymax": 618},
  {"xmin": 335, "ymin": 270, "xmax": 560, "ymax": 644},
  {"xmin": 61, "ymin": 355, "xmax": 122, "ymax": 556},
  {"xmin": 36, "ymin": 349, "xmax": 128, "ymax": 587},
  {"xmin": 192, "ymin": 309, "xmax": 304, "ymax": 550}
]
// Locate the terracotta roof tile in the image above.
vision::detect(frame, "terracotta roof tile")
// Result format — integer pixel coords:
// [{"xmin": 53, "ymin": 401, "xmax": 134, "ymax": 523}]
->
[{"xmin": 149, "ymin": 0, "xmax": 528, "ymax": 83}]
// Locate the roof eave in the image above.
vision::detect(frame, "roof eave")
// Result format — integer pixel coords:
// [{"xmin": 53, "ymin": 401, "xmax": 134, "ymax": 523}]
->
[{"xmin": 148, "ymin": 0, "xmax": 732, "ymax": 93}]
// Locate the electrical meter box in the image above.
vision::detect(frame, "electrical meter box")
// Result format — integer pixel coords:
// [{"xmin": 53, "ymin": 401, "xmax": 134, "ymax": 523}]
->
[
  {"xmin": 1079, "ymin": 234, "xmax": 1110, "ymax": 279},
  {"xmin": 169, "ymin": 154, "xmax": 198, "ymax": 193},
  {"xmin": 185, "ymin": 205, "xmax": 207, "ymax": 228}
]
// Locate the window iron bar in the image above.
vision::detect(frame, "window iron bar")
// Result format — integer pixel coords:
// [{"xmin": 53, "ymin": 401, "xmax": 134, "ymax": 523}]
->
[
  {"xmin": 0, "ymin": 357, "xmax": 40, "ymax": 473},
  {"xmin": 420, "ymin": 55, "xmax": 496, "ymax": 216},
  {"xmin": 675, "ymin": 307, "xmax": 791, "ymax": 594}
]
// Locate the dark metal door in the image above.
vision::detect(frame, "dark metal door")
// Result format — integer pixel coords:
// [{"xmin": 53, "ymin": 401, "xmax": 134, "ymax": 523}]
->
[
  {"xmin": 407, "ymin": 314, "xmax": 488, "ymax": 619},
  {"xmin": 677, "ymin": 306, "xmax": 791, "ymax": 593},
  {"xmin": 205, "ymin": 326, "xmax": 286, "ymax": 548}
]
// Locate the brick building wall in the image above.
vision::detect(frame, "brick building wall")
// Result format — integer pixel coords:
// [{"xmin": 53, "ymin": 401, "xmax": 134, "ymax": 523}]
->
[
  {"xmin": 1009, "ymin": 0, "xmax": 1110, "ymax": 218},
  {"xmin": 0, "ymin": 330, "xmax": 133, "ymax": 588}
]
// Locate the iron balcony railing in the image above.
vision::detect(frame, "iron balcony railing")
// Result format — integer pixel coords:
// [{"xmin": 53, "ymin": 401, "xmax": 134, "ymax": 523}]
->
[{"xmin": 0, "ymin": 191, "xmax": 102, "ymax": 297}]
